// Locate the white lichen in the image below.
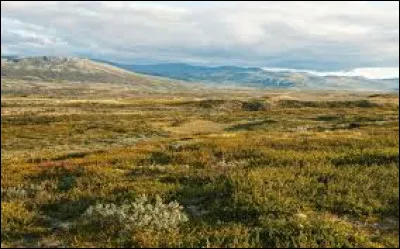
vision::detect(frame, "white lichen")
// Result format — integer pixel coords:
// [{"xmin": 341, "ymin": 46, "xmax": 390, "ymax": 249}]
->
[{"xmin": 82, "ymin": 194, "xmax": 189, "ymax": 231}]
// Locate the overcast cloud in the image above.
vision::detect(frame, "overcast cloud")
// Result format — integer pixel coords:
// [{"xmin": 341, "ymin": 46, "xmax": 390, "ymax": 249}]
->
[{"xmin": 1, "ymin": 1, "xmax": 399, "ymax": 73}]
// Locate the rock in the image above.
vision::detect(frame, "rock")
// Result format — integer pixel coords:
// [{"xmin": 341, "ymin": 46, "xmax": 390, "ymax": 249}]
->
[
  {"xmin": 169, "ymin": 143, "xmax": 183, "ymax": 151},
  {"xmin": 186, "ymin": 205, "xmax": 209, "ymax": 217},
  {"xmin": 294, "ymin": 213, "xmax": 308, "ymax": 220},
  {"xmin": 348, "ymin": 123, "xmax": 361, "ymax": 129}
]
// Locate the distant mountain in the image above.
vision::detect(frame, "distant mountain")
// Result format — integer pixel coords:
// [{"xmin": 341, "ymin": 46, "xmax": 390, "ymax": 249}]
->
[
  {"xmin": 1, "ymin": 56, "xmax": 183, "ymax": 90},
  {"xmin": 107, "ymin": 62, "xmax": 295, "ymax": 88},
  {"xmin": 104, "ymin": 62, "xmax": 398, "ymax": 91}
]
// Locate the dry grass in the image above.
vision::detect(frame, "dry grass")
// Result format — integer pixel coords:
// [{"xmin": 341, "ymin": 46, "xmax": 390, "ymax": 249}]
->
[{"xmin": 1, "ymin": 89, "xmax": 399, "ymax": 248}]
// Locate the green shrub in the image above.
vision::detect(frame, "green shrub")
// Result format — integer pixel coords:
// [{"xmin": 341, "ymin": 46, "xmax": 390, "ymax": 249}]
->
[
  {"xmin": 259, "ymin": 215, "xmax": 373, "ymax": 248},
  {"xmin": 242, "ymin": 100, "xmax": 270, "ymax": 111}
]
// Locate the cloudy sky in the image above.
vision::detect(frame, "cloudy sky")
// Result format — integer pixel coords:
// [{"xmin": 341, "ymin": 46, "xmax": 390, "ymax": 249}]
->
[{"xmin": 1, "ymin": 1, "xmax": 399, "ymax": 76}]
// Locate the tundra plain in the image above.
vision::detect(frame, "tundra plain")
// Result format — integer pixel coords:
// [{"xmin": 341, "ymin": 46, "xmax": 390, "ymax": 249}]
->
[{"xmin": 1, "ymin": 86, "xmax": 399, "ymax": 248}]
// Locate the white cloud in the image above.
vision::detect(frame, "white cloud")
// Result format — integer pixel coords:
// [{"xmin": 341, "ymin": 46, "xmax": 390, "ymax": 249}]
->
[
  {"xmin": 262, "ymin": 67, "xmax": 399, "ymax": 79},
  {"xmin": 1, "ymin": 1, "xmax": 399, "ymax": 71}
]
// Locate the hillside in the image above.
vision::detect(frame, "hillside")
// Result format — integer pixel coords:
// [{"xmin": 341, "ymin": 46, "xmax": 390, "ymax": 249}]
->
[{"xmin": 1, "ymin": 56, "xmax": 184, "ymax": 90}]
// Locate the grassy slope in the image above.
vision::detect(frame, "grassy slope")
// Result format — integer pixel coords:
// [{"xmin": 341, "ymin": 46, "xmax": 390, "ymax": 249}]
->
[{"xmin": 1, "ymin": 88, "xmax": 399, "ymax": 248}]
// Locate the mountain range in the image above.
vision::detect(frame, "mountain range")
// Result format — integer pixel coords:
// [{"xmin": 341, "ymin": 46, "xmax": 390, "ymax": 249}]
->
[
  {"xmin": 103, "ymin": 61, "xmax": 399, "ymax": 91},
  {"xmin": 1, "ymin": 56, "xmax": 398, "ymax": 92}
]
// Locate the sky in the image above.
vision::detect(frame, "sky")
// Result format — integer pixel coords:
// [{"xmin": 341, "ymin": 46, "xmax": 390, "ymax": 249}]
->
[{"xmin": 1, "ymin": 1, "xmax": 399, "ymax": 78}]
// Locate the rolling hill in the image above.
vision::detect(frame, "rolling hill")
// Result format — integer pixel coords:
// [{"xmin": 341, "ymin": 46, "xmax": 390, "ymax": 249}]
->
[{"xmin": 1, "ymin": 56, "xmax": 184, "ymax": 90}]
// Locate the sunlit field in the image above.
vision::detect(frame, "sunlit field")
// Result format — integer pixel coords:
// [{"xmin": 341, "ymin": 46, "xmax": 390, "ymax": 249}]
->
[{"xmin": 1, "ymin": 90, "xmax": 399, "ymax": 248}]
